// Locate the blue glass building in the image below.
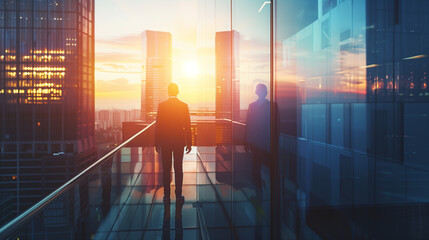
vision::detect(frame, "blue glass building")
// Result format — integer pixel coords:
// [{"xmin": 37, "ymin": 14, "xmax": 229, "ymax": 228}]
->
[{"xmin": 276, "ymin": 0, "xmax": 429, "ymax": 238}]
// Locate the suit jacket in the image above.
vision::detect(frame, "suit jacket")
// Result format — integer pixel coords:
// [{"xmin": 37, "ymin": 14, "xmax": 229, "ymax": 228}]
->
[
  {"xmin": 245, "ymin": 98, "xmax": 279, "ymax": 152},
  {"xmin": 155, "ymin": 97, "xmax": 192, "ymax": 148}
]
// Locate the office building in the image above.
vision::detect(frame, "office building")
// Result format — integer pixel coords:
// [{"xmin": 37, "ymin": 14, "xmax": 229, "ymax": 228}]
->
[
  {"xmin": 276, "ymin": 0, "xmax": 429, "ymax": 238},
  {"xmin": 215, "ymin": 30, "xmax": 240, "ymax": 120},
  {"xmin": 0, "ymin": 0, "xmax": 96, "ymax": 226},
  {"xmin": 95, "ymin": 109, "xmax": 141, "ymax": 130},
  {"xmin": 141, "ymin": 31, "xmax": 172, "ymax": 122}
]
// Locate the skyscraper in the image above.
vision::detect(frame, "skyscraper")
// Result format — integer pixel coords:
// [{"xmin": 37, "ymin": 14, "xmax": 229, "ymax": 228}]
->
[
  {"xmin": 215, "ymin": 31, "xmax": 240, "ymax": 120},
  {"xmin": 0, "ymin": 0, "xmax": 96, "ymax": 225},
  {"xmin": 141, "ymin": 31, "xmax": 172, "ymax": 122}
]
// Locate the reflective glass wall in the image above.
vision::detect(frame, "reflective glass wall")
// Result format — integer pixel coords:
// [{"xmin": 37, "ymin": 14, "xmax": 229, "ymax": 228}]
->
[
  {"xmin": 232, "ymin": 0, "xmax": 272, "ymax": 238},
  {"xmin": 196, "ymin": 0, "xmax": 272, "ymax": 238},
  {"xmin": 276, "ymin": 0, "xmax": 429, "ymax": 238}
]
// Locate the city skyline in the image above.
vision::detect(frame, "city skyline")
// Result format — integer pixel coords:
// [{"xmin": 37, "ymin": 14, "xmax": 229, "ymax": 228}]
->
[
  {"xmin": 94, "ymin": 0, "xmax": 269, "ymax": 110},
  {"xmin": 215, "ymin": 30, "xmax": 241, "ymax": 120},
  {"xmin": 94, "ymin": 0, "xmax": 199, "ymax": 110},
  {"xmin": 141, "ymin": 31, "xmax": 172, "ymax": 122}
]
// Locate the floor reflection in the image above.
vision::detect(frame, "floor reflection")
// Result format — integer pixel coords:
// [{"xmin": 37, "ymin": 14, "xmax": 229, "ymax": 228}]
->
[
  {"xmin": 161, "ymin": 201, "xmax": 184, "ymax": 240},
  {"xmin": 162, "ymin": 203, "xmax": 170, "ymax": 240},
  {"xmin": 89, "ymin": 147, "xmax": 269, "ymax": 240}
]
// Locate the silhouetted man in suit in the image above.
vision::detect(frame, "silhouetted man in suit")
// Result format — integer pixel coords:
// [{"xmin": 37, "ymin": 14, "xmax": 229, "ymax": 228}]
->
[
  {"xmin": 245, "ymin": 84, "xmax": 271, "ymax": 195},
  {"xmin": 245, "ymin": 83, "xmax": 276, "ymax": 239},
  {"xmin": 155, "ymin": 83, "xmax": 192, "ymax": 207}
]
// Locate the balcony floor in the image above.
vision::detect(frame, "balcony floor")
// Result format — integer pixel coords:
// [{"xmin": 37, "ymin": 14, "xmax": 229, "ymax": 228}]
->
[{"xmin": 90, "ymin": 147, "xmax": 270, "ymax": 240}]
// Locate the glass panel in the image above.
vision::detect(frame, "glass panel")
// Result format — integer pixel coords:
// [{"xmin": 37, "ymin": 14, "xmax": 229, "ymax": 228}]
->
[
  {"xmin": 0, "ymin": 0, "xmax": 95, "ymax": 230},
  {"xmin": 18, "ymin": 10, "xmax": 32, "ymax": 28},
  {"xmin": 0, "ymin": 11, "xmax": 5, "ymax": 27},
  {"xmin": 34, "ymin": 11, "xmax": 48, "ymax": 28},
  {"xmin": 19, "ymin": 0, "xmax": 33, "ymax": 11},
  {"xmin": 232, "ymin": 0, "xmax": 271, "ymax": 238},
  {"xmin": 2, "ymin": 148, "xmax": 147, "ymax": 239},
  {"xmin": 276, "ymin": 0, "xmax": 429, "ymax": 238}
]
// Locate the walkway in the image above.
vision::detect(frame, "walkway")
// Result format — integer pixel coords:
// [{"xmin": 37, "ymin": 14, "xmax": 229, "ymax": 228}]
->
[{"xmin": 91, "ymin": 146, "xmax": 270, "ymax": 240}]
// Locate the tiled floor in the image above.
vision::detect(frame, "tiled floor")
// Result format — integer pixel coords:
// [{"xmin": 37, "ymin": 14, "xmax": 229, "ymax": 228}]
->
[{"xmin": 91, "ymin": 147, "xmax": 270, "ymax": 240}]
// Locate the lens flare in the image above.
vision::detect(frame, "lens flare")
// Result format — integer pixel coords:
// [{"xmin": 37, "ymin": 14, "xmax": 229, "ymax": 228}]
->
[{"xmin": 183, "ymin": 61, "xmax": 199, "ymax": 77}]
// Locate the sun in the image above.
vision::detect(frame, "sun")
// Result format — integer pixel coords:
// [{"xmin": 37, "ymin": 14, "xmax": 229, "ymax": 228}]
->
[{"xmin": 183, "ymin": 61, "xmax": 199, "ymax": 77}]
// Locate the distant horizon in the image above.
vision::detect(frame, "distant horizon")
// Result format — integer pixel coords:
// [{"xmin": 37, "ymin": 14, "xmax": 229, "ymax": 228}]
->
[
  {"xmin": 95, "ymin": 103, "xmax": 217, "ymax": 112},
  {"xmin": 94, "ymin": 0, "xmax": 270, "ymax": 110}
]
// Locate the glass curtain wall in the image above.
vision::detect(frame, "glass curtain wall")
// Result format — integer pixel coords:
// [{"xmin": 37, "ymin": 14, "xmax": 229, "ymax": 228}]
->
[
  {"xmin": 0, "ymin": 0, "xmax": 96, "ymax": 226},
  {"xmin": 196, "ymin": 0, "xmax": 272, "ymax": 239},
  {"xmin": 276, "ymin": 0, "xmax": 429, "ymax": 239},
  {"xmin": 231, "ymin": 0, "xmax": 272, "ymax": 238}
]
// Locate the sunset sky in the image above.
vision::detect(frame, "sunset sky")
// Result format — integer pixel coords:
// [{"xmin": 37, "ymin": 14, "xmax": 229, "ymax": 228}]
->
[{"xmin": 94, "ymin": 0, "xmax": 271, "ymax": 110}]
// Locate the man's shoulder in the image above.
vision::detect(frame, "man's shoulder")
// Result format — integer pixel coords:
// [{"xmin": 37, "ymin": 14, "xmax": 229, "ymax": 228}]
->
[
  {"xmin": 250, "ymin": 99, "xmax": 270, "ymax": 106},
  {"xmin": 157, "ymin": 101, "xmax": 166, "ymax": 111},
  {"xmin": 249, "ymin": 101, "xmax": 257, "ymax": 108},
  {"xmin": 178, "ymin": 99, "xmax": 188, "ymax": 107},
  {"xmin": 159, "ymin": 100, "xmax": 169, "ymax": 106},
  {"xmin": 160, "ymin": 98, "xmax": 188, "ymax": 109},
  {"xmin": 172, "ymin": 98, "xmax": 188, "ymax": 108}
]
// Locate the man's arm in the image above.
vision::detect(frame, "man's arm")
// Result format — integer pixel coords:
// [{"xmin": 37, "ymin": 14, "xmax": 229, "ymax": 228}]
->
[{"xmin": 184, "ymin": 104, "xmax": 192, "ymax": 154}]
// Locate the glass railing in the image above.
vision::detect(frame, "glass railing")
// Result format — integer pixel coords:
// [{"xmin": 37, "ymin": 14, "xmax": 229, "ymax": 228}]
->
[
  {"xmin": 0, "ymin": 119, "xmax": 270, "ymax": 240},
  {"xmin": 197, "ymin": 120, "xmax": 272, "ymax": 239},
  {"xmin": 0, "ymin": 122, "xmax": 156, "ymax": 240}
]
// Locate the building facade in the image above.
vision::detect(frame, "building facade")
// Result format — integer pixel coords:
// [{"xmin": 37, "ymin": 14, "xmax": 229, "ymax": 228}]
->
[
  {"xmin": 215, "ymin": 30, "xmax": 240, "ymax": 120},
  {"xmin": 276, "ymin": 0, "xmax": 429, "ymax": 238},
  {"xmin": 197, "ymin": 0, "xmax": 429, "ymax": 238},
  {"xmin": 0, "ymin": 0, "xmax": 96, "ymax": 226},
  {"xmin": 141, "ymin": 30, "xmax": 172, "ymax": 122}
]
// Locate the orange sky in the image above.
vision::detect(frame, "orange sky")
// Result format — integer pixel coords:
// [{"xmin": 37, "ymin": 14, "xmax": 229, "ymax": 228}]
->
[
  {"xmin": 95, "ymin": 0, "xmax": 214, "ymax": 110},
  {"xmin": 95, "ymin": 0, "xmax": 272, "ymax": 110}
]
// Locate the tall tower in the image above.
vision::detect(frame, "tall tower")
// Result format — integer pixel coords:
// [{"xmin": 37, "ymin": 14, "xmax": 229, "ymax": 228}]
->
[
  {"xmin": 141, "ymin": 31, "xmax": 172, "ymax": 122},
  {"xmin": 0, "ymin": 0, "xmax": 96, "ymax": 225},
  {"xmin": 215, "ymin": 31, "xmax": 240, "ymax": 120}
]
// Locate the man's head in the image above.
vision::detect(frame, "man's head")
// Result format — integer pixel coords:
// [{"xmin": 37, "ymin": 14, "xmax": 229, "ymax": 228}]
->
[
  {"xmin": 168, "ymin": 83, "xmax": 179, "ymax": 97},
  {"xmin": 255, "ymin": 83, "xmax": 267, "ymax": 99}
]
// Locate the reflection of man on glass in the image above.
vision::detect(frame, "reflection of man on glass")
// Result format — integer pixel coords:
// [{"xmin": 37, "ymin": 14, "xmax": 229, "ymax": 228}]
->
[
  {"xmin": 155, "ymin": 83, "xmax": 192, "ymax": 207},
  {"xmin": 162, "ymin": 197, "xmax": 184, "ymax": 240},
  {"xmin": 245, "ymin": 84, "xmax": 271, "ymax": 195}
]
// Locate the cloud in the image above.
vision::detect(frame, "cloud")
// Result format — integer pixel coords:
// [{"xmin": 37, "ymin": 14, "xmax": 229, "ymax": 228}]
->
[
  {"xmin": 95, "ymin": 78, "xmax": 140, "ymax": 109},
  {"xmin": 103, "ymin": 63, "xmax": 127, "ymax": 70},
  {"xmin": 96, "ymin": 78, "xmax": 139, "ymax": 93},
  {"xmin": 95, "ymin": 52, "xmax": 141, "ymax": 64},
  {"xmin": 95, "ymin": 34, "xmax": 142, "ymax": 79},
  {"xmin": 96, "ymin": 34, "xmax": 141, "ymax": 51},
  {"xmin": 96, "ymin": 63, "xmax": 141, "ymax": 74}
]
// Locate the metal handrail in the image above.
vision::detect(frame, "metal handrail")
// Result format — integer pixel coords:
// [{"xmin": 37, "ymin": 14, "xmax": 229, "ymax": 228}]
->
[
  {"xmin": 187, "ymin": 118, "xmax": 246, "ymax": 126},
  {"xmin": 0, "ymin": 121, "xmax": 156, "ymax": 239},
  {"xmin": 221, "ymin": 118, "xmax": 246, "ymax": 126}
]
